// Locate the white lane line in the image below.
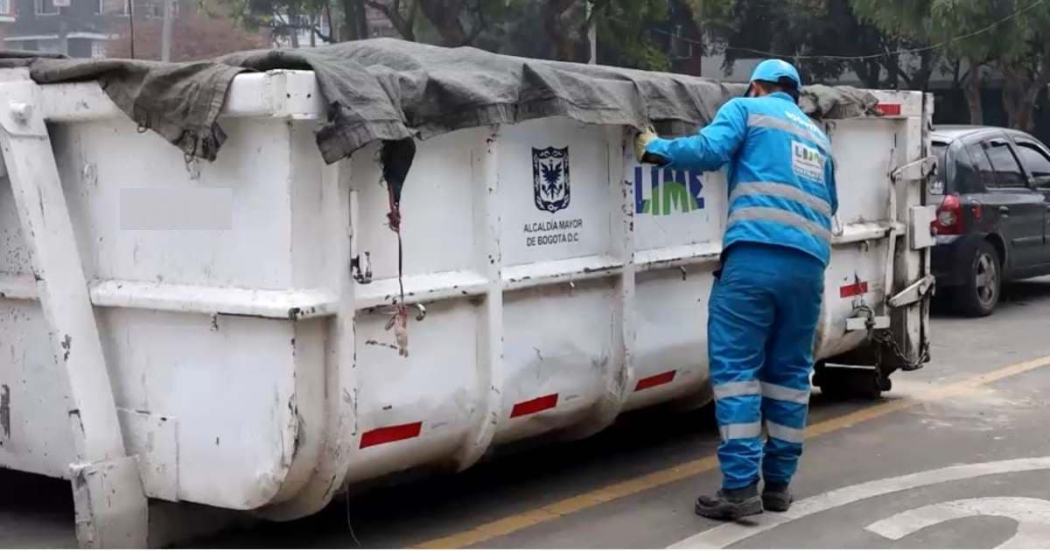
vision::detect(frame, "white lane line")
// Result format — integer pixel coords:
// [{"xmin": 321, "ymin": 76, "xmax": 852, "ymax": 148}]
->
[
  {"xmin": 866, "ymin": 497, "xmax": 1050, "ymax": 548},
  {"xmin": 669, "ymin": 456, "xmax": 1050, "ymax": 549}
]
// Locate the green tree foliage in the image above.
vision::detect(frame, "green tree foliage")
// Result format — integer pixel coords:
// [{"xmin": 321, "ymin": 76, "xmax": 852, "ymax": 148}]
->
[
  {"xmin": 851, "ymin": 0, "xmax": 1050, "ymax": 129},
  {"xmin": 697, "ymin": 0, "xmax": 935, "ymax": 89}
]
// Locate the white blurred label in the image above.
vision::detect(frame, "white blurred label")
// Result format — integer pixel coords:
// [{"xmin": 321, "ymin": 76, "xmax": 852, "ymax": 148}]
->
[
  {"xmin": 120, "ymin": 187, "xmax": 233, "ymax": 231},
  {"xmin": 792, "ymin": 140, "xmax": 825, "ymax": 184}
]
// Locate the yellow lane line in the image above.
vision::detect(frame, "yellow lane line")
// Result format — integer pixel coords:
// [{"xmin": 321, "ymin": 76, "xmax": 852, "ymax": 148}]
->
[{"xmin": 417, "ymin": 354, "xmax": 1050, "ymax": 548}]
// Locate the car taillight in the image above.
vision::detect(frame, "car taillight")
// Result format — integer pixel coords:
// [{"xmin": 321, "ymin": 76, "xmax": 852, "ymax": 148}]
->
[{"xmin": 933, "ymin": 194, "xmax": 964, "ymax": 235}]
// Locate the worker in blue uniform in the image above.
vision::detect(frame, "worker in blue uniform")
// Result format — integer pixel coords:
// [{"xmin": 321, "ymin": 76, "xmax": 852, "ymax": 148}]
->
[{"xmin": 635, "ymin": 60, "xmax": 837, "ymax": 520}]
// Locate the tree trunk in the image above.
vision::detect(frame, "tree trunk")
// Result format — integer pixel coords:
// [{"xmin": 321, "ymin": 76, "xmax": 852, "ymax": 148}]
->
[
  {"xmin": 364, "ymin": 0, "xmax": 415, "ymax": 41},
  {"xmin": 340, "ymin": 0, "xmax": 368, "ymax": 41},
  {"xmin": 914, "ymin": 50, "xmax": 935, "ymax": 92},
  {"xmin": 965, "ymin": 60, "xmax": 984, "ymax": 126},
  {"xmin": 542, "ymin": 0, "xmax": 579, "ymax": 61},
  {"xmin": 848, "ymin": 59, "xmax": 880, "ymax": 89},
  {"xmin": 885, "ymin": 53, "xmax": 899, "ymax": 90},
  {"xmin": 1001, "ymin": 47, "xmax": 1050, "ymax": 133},
  {"xmin": 417, "ymin": 0, "xmax": 469, "ymax": 46},
  {"xmin": 1003, "ymin": 70, "xmax": 1047, "ymax": 134}
]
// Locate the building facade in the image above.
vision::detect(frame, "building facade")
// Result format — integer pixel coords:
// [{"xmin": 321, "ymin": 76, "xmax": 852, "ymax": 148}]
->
[{"xmin": 6, "ymin": 0, "xmax": 171, "ymax": 58}]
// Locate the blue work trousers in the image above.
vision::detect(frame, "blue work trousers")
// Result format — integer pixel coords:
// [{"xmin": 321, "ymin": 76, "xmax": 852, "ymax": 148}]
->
[{"xmin": 708, "ymin": 243, "xmax": 825, "ymax": 490}]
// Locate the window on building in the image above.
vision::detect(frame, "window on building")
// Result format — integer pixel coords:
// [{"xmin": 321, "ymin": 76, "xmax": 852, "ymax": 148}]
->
[
  {"xmin": 100, "ymin": 0, "xmax": 128, "ymax": 15},
  {"xmin": 35, "ymin": 0, "xmax": 59, "ymax": 15},
  {"xmin": 144, "ymin": 0, "xmax": 178, "ymax": 18},
  {"xmin": 0, "ymin": 0, "xmax": 12, "ymax": 15},
  {"xmin": 91, "ymin": 41, "xmax": 106, "ymax": 58},
  {"xmin": 36, "ymin": 39, "xmax": 63, "ymax": 53}
]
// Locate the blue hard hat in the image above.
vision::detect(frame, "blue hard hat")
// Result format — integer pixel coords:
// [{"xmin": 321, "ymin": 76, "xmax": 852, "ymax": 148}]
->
[{"xmin": 749, "ymin": 59, "xmax": 802, "ymax": 90}]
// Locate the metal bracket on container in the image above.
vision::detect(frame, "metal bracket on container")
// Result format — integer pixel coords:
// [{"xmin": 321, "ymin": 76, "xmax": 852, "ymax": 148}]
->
[
  {"xmin": 351, "ymin": 252, "xmax": 372, "ymax": 285},
  {"xmin": 845, "ymin": 304, "xmax": 890, "ymax": 334},
  {"xmin": 890, "ymin": 155, "xmax": 936, "ymax": 183},
  {"xmin": 888, "ymin": 274, "xmax": 936, "ymax": 309},
  {"xmin": 0, "ymin": 79, "xmax": 148, "ymax": 547}
]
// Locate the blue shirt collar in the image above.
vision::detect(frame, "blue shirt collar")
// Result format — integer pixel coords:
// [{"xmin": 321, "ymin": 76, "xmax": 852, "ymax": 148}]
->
[{"xmin": 769, "ymin": 91, "xmax": 795, "ymax": 102}]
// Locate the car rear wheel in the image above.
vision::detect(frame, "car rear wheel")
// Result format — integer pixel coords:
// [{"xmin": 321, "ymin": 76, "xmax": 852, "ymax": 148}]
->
[{"xmin": 958, "ymin": 241, "xmax": 1001, "ymax": 317}]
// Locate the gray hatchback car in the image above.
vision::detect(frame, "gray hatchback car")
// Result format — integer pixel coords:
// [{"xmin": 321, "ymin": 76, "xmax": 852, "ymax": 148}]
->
[{"xmin": 931, "ymin": 126, "xmax": 1050, "ymax": 316}]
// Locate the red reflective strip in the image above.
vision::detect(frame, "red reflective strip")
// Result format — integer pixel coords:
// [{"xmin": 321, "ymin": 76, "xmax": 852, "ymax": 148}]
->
[
  {"xmin": 840, "ymin": 281, "xmax": 869, "ymax": 298},
  {"xmin": 635, "ymin": 370, "xmax": 677, "ymax": 391},
  {"xmin": 510, "ymin": 394, "xmax": 558, "ymax": 418},
  {"xmin": 359, "ymin": 422, "xmax": 422, "ymax": 449},
  {"xmin": 878, "ymin": 104, "xmax": 902, "ymax": 116}
]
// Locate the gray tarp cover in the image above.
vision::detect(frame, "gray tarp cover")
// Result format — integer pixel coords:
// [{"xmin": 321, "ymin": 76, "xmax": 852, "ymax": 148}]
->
[{"xmin": 0, "ymin": 39, "xmax": 879, "ymax": 164}]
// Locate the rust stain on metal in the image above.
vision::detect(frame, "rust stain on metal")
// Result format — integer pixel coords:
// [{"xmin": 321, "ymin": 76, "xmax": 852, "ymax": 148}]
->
[
  {"xmin": 0, "ymin": 384, "xmax": 10, "ymax": 441},
  {"xmin": 68, "ymin": 408, "xmax": 85, "ymax": 436},
  {"xmin": 60, "ymin": 334, "xmax": 72, "ymax": 362},
  {"xmin": 365, "ymin": 339, "xmax": 399, "ymax": 352}
]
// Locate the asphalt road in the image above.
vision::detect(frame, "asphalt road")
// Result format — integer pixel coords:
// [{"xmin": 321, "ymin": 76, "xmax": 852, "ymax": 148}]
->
[{"xmin": 5, "ymin": 278, "xmax": 1050, "ymax": 549}]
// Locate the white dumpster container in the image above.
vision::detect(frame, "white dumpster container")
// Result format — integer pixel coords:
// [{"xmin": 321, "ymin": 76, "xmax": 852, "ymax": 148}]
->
[{"xmin": 0, "ymin": 69, "xmax": 933, "ymax": 546}]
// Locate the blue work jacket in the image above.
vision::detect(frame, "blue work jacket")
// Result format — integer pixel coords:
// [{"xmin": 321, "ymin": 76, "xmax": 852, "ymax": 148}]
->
[{"xmin": 646, "ymin": 92, "xmax": 838, "ymax": 265}]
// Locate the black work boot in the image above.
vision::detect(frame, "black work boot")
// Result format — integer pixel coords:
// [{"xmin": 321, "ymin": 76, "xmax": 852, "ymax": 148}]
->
[
  {"xmin": 762, "ymin": 480, "xmax": 793, "ymax": 512},
  {"xmin": 695, "ymin": 483, "xmax": 763, "ymax": 520}
]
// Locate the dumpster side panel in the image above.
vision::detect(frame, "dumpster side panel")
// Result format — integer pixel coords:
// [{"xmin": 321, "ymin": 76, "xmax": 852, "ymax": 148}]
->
[
  {"xmin": 828, "ymin": 119, "xmax": 898, "ymax": 227},
  {"xmin": 500, "ymin": 120, "xmax": 613, "ymax": 267},
  {"xmin": 496, "ymin": 281, "xmax": 616, "ymax": 444},
  {"xmin": 0, "ymin": 299, "xmax": 76, "ymax": 477},
  {"xmin": 52, "ymin": 119, "xmax": 296, "ymax": 290},
  {"xmin": 629, "ymin": 270, "xmax": 714, "ymax": 411},
  {"xmin": 349, "ymin": 133, "xmax": 482, "ymax": 282},
  {"xmin": 346, "ymin": 302, "xmax": 480, "ymax": 483},
  {"xmin": 97, "ymin": 309, "xmax": 302, "ymax": 509}
]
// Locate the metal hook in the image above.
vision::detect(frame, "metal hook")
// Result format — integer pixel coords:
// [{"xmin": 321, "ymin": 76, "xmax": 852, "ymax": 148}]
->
[
  {"xmin": 413, "ymin": 303, "xmax": 427, "ymax": 322},
  {"xmin": 680, "ymin": 266, "xmax": 688, "ymax": 281}
]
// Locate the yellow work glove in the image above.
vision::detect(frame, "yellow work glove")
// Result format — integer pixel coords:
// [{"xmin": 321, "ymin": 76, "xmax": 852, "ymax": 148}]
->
[{"xmin": 634, "ymin": 126, "xmax": 659, "ymax": 163}]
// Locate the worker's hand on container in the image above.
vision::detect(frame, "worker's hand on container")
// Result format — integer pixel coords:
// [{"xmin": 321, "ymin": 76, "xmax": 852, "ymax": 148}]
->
[{"xmin": 634, "ymin": 126, "xmax": 659, "ymax": 163}]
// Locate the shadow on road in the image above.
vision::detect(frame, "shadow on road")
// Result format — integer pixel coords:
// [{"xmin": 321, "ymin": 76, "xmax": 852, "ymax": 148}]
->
[
  {"xmin": 0, "ymin": 390, "xmax": 902, "ymax": 546},
  {"xmin": 933, "ymin": 277, "xmax": 1050, "ymax": 318},
  {"xmin": 201, "ymin": 390, "xmax": 888, "ymax": 548},
  {"xmin": 0, "ymin": 468, "xmax": 72, "ymax": 515}
]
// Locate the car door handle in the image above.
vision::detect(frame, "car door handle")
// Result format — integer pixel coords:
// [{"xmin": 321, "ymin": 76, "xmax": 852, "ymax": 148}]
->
[{"xmin": 999, "ymin": 206, "xmax": 1011, "ymax": 216}]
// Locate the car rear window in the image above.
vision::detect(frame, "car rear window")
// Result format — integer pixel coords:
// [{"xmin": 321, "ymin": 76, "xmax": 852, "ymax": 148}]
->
[
  {"xmin": 985, "ymin": 139, "xmax": 1027, "ymax": 187},
  {"xmin": 1015, "ymin": 141, "xmax": 1050, "ymax": 179},
  {"xmin": 951, "ymin": 146, "xmax": 984, "ymax": 194},
  {"xmin": 931, "ymin": 142, "xmax": 948, "ymax": 195},
  {"xmin": 967, "ymin": 142, "xmax": 997, "ymax": 189}
]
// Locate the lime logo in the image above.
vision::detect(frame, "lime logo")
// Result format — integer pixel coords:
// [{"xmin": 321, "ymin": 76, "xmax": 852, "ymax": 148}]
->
[{"xmin": 633, "ymin": 167, "xmax": 705, "ymax": 216}]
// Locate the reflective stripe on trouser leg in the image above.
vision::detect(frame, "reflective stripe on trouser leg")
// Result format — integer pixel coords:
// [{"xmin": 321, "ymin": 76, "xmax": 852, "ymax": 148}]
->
[{"xmin": 708, "ymin": 253, "xmax": 776, "ymax": 490}]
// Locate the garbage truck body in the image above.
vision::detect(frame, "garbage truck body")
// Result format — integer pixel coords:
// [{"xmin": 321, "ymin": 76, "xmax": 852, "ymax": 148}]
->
[{"xmin": 0, "ymin": 41, "xmax": 934, "ymax": 546}]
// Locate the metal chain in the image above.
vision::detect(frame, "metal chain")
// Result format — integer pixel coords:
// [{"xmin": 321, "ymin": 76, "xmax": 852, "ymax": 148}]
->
[{"xmin": 873, "ymin": 327, "xmax": 930, "ymax": 372}]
